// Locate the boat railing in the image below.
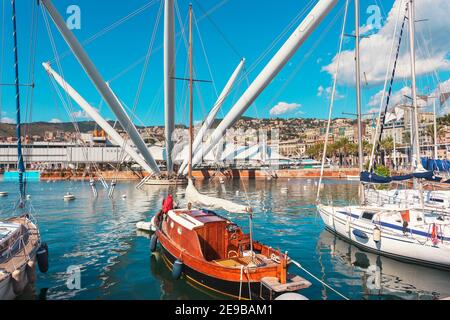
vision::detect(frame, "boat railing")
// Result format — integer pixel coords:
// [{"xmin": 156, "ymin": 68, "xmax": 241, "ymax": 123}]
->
[{"xmin": 0, "ymin": 228, "xmax": 32, "ymax": 267}]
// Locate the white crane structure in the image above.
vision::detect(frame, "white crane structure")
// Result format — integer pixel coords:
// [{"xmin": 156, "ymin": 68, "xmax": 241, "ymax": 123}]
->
[
  {"xmin": 43, "ymin": 62, "xmax": 156, "ymax": 174},
  {"xmin": 41, "ymin": 0, "xmax": 161, "ymax": 175},
  {"xmin": 182, "ymin": 0, "xmax": 337, "ymax": 175}
]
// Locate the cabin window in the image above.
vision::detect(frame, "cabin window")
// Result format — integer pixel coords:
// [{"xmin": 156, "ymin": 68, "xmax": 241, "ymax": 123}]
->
[
  {"xmin": 430, "ymin": 198, "xmax": 444, "ymax": 203},
  {"xmin": 170, "ymin": 221, "xmax": 174, "ymax": 229},
  {"xmin": 361, "ymin": 212, "xmax": 375, "ymax": 220},
  {"xmin": 177, "ymin": 227, "xmax": 182, "ymax": 235}
]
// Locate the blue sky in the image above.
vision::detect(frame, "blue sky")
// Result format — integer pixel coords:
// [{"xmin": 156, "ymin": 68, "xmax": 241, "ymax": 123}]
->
[{"xmin": 0, "ymin": 0, "xmax": 449, "ymax": 126}]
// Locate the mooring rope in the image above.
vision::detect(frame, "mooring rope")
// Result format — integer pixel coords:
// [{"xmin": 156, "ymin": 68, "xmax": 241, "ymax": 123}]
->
[{"xmin": 290, "ymin": 259, "xmax": 350, "ymax": 300}]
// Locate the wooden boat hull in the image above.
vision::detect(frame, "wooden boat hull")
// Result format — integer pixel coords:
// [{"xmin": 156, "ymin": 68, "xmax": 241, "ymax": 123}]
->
[{"xmin": 160, "ymin": 246, "xmax": 266, "ymax": 300}]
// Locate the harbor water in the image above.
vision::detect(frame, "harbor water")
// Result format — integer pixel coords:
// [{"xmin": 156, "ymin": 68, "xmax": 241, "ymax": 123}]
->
[{"xmin": 0, "ymin": 178, "xmax": 448, "ymax": 300}]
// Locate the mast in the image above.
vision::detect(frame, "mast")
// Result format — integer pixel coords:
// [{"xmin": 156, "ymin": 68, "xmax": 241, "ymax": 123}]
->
[
  {"xmin": 355, "ymin": 0, "xmax": 364, "ymax": 204},
  {"xmin": 183, "ymin": 0, "xmax": 337, "ymax": 174},
  {"xmin": 188, "ymin": 4, "xmax": 193, "ymax": 180},
  {"xmin": 407, "ymin": 0, "xmax": 423, "ymax": 171},
  {"xmin": 11, "ymin": 0, "xmax": 25, "ymax": 204},
  {"xmin": 178, "ymin": 59, "xmax": 245, "ymax": 175},
  {"xmin": 40, "ymin": 0, "xmax": 161, "ymax": 175},
  {"xmin": 433, "ymin": 97, "xmax": 438, "ymax": 159},
  {"xmin": 164, "ymin": 0, "xmax": 175, "ymax": 175}
]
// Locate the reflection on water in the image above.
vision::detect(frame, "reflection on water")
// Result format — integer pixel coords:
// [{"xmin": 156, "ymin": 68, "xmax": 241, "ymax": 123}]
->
[
  {"xmin": 318, "ymin": 231, "xmax": 450, "ymax": 300},
  {"xmin": 0, "ymin": 178, "xmax": 448, "ymax": 300}
]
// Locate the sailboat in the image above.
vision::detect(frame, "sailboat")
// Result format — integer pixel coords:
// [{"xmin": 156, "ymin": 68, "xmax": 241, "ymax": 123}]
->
[
  {"xmin": 151, "ymin": 4, "xmax": 318, "ymax": 300},
  {"xmin": 317, "ymin": 0, "xmax": 450, "ymax": 270},
  {"xmin": 0, "ymin": 0, "xmax": 48, "ymax": 300}
]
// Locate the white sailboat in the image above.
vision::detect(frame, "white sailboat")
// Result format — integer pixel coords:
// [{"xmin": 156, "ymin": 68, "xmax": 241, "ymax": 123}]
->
[{"xmin": 317, "ymin": 0, "xmax": 450, "ymax": 270}]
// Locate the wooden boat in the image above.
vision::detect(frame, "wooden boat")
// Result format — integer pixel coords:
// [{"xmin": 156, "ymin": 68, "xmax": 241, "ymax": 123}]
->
[
  {"xmin": 0, "ymin": 216, "xmax": 40, "ymax": 299},
  {"xmin": 154, "ymin": 208, "xmax": 311, "ymax": 300}
]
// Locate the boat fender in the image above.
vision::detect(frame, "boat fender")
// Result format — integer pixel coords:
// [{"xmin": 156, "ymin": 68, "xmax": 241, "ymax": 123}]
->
[
  {"xmin": 12, "ymin": 269, "xmax": 25, "ymax": 295},
  {"xmin": 373, "ymin": 227, "xmax": 381, "ymax": 243},
  {"xmin": 431, "ymin": 223, "xmax": 439, "ymax": 245},
  {"xmin": 37, "ymin": 243, "xmax": 49, "ymax": 273},
  {"xmin": 172, "ymin": 259, "xmax": 184, "ymax": 280},
  {"xmin": 275, "ymin": 293, "xmax": 309, "ymax": 300},
  {"xmin": 150, "ymin": 234, "xmax": 158, "ymax": 252},
  {"xmin": 26, "ymin": 259, "xmax": 37, "ymax": 283}
]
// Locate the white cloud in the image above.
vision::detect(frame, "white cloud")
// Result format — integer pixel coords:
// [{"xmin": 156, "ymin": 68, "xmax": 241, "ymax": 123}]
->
[
  {"xmin": 269, "ymin": 102, "xmax": 301, "ymax": 117},
  {"xmin": 1, "ymin": 117, "xmax": 15, "ymax": 124},
  {"xmin": 71, "ymin": 108, "xmax": 98, "ymax": 120},
  {"xmin": 323, "ymin": 0, "xmax": 450, "ymax": 86},
  {"xmin": 317, "ymin": 85, "xmax": 345, "ymax": 100},
  {"xmin": 49, "ymin": 118, "xmax": 62, "ymax": 123}
]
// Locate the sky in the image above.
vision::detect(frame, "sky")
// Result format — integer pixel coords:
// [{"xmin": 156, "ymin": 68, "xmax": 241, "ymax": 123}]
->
[{"xmin": 0, "ymin": 0, "xmax": 449, "ymax": 127}]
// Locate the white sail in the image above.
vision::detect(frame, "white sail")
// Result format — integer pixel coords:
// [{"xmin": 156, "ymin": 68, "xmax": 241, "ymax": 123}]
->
[
  {"xmin": 183, "ymin": 0, "xmax": 337, "ymax": 175},
  {"xmin": 185, "ymin": 179, "xmax": 249, "ymax": 214}
]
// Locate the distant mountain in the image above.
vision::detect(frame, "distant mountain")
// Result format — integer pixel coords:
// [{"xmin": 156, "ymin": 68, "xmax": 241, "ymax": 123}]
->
[{"xmin": 0, "ymin": 121, "xmax": 134, "ymax": 138}]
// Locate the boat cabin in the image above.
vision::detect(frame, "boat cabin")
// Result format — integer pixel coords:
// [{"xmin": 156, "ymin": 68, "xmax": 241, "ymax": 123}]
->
[{"xmin": 162, "ymin": 209, "xmax": 276, "ymax": 264}]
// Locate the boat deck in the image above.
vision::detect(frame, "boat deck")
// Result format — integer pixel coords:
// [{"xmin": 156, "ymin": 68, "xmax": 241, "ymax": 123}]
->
[
  {"xmin": 0, "ymin": 217, "xmax": 39, "ymax": 281},
  {"xmin": 214, "ymin": 254, "xmax": 276, "ymax": 268}
]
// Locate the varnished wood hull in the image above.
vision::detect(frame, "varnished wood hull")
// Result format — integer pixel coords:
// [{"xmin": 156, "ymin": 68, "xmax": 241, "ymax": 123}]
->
[{"xmin": 160, "ymin": 246, "xmax": 271, "ymax": 300}]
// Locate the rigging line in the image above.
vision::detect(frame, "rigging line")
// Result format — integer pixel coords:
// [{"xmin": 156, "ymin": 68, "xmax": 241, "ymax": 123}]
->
[
  {"xmin": 111, "ymin": 1, "xmax": 163, "ymax": 174},
  {"xmin": 368, "ymin": 0, "xmax": 405, "ymax": 172},
  {"xmin": 0, "ymin": 0, "xmax": 6, "ymax": 123},
  {"xmin": 175, "ymin": 4, "xmax": 208, "ymax": 128},
  {"xmin": 49, "ymin": 0, "xmax": 159, "ymax": 63},
  {"xmin": 373, "ymin": 5, "xmax": 409, "ymax": 168},
  {"xmin": 264, "ymin": 2, "xmax": 345, "ymax": 114},
  {"xmin": 107, "ymin": 0, "xmax": 232, "ymax": 85},
  {"xmin": 317, "ymin": 0, "xmax": 349, "ymax": 202},
  {"xmin": 191, "ymin": 0, "xmax": 239, "ymax": 59},
  {"xmin": 132, "ymin": 0, "xmax": 163, "ymax": 113},
  {"xmin": 0, "ymin": 0, "xmax": 5, "ymax": 122},
  {"xmin": 241, "ymin": 0, "xmax": 316, "ymax": 79},
  {"xmin": 41, "ymin": 7, "xmax": 105, "ymax": 183},
  {"xmin": 193, "ymin": 10, "xmax": 218, "ymax": 98},
  {"xmin": 24, "ymin": 0, "xmax": 39, "ymax": 145}
]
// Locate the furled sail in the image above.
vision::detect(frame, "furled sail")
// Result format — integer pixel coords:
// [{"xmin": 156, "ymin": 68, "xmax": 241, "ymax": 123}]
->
[
  {"xmin": 360, "ymin": 171, "xmax": 441, "ymax": 184},
  {"xmin": 185, "ymin": 180, "xmax": 249, "ymax": 214}
]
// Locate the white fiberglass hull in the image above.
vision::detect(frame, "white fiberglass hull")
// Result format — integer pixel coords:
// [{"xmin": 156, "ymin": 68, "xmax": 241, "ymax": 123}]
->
[
  {"xmin": 317, "ymin": 204, "xmax": 450, "ymax": 270},
  {"xmin": 318, "ymin": 231, "xmax": 450, "ymax": 298}
]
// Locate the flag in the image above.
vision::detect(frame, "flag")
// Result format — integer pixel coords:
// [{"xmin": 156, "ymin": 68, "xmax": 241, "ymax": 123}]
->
[
  {"xmin": 440, "ymin": 91, "xmax": 450, "ymax": 105},
  {"xmin": 417, "ymin": 94, "xmax": 429, "ymax": 103}
]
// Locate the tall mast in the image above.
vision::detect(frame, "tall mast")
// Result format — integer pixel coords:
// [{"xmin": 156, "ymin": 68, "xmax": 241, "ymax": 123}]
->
[
  {"xmin": 11, "ymin": 0, "xmax": 25, "ymax": 204},
  {"xmin": 433, "ymin": 96, "xmax": 438, "ymax": 159},
  {"xmin": 355, "ymin": 0, "xmax": 364, "ymax": 204},
  {"xmin": 408, "ymin": 0, "xmax": 423, "ymax": 171},
  {"xmin": 188, "ymin": 4, "xmax": 193, "ymax": 180},
  {"xmin": 164, "ymin": 0, "xmax": 175, "ymax": 175}
]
